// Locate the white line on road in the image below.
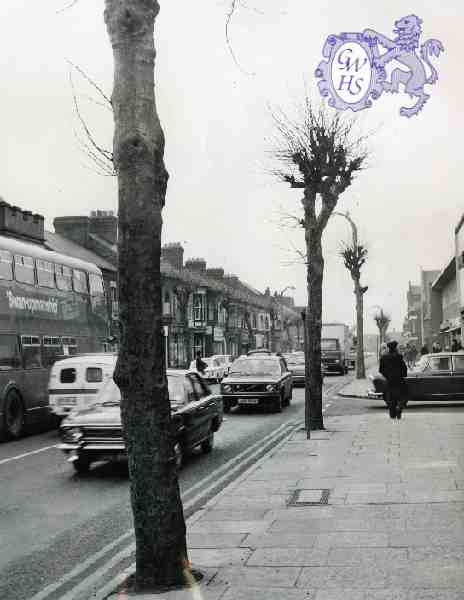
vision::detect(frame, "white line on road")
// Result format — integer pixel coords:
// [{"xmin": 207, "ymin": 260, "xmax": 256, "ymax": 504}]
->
[
  {"xmin": 0, "ymin": 444, "xmax": 58, "ymax": 466},
  {"xmin": 28, "ymin": 420, "xmax": 299, "ymax": 600}
]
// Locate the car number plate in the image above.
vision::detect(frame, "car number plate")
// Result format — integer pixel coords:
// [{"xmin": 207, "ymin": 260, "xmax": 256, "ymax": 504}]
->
[
  {"xmin": 57, "ymin": 397, "xmax": 77, "ymax": 405},
  {"xmin": 238, "ymin": 398, "xmax": 259, "ymax": 405}
]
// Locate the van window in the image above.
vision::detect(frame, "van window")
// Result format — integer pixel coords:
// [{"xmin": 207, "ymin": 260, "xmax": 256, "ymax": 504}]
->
[
  {"xmin": 21, "ymin": 335, "xmax": 42, "ymax": 368},
  {"xmin": 86, "ymin": 367, "xmax": 103, "ymax": 383},
  {"xmin": 37, "ymin": 260, "xmax": 55, "ymax": 288},
  {"xmin": 55, "ymin": 264, "xmax": 72, "ymax": 291},
  {"xmin": 0, "ymin": 334, "xmax": 20, "ymax": 370},
  {"xmin": 60, "ymin": 368, "xmax": 76, "ymax": 383},
  {"xmin": 14, "ymin": 255, "xmax": 35, "ymax": 285},
  {"xmin": 0, "ymin": 250, "xmax": 13, "ymax": 280},
  {"xmin": 73, "ymin": 269, "xmax": 88, "ymax": 294}
]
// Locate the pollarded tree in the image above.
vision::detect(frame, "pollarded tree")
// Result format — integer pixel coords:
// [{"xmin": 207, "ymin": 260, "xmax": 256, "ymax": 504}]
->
[
  {"xmin": 272, "ymin": 101, "xmax": 367, "ymax": 431},
  {"xmin": 374, "ymin": 307, "xmax": 391, "ymax": 357},
  {"xmin": 104, "ymin": 0, "xmax": 190, "ymax": 591}
]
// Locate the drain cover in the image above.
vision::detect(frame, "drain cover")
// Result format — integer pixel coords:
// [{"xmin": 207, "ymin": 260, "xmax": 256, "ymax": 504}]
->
[{"xmin": 287, "ymin": 488, "xmax": 330, "ymax": 506}]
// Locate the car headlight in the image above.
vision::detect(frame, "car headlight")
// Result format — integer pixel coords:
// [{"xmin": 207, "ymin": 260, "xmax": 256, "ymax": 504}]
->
[
  {"xmin": 63, "ymin": 427, "xmax": 83, "ymax": 442},
  {"xmin": 335, "ymin": 359, "xmax": 340, "ymax": 363},
  {"xmin": 266, "ymin": 384, "xmax": 276, "ymax": 392},
  {"xmin": 222, "ymin": 385, "xmax": 232, "ymax": 393}
]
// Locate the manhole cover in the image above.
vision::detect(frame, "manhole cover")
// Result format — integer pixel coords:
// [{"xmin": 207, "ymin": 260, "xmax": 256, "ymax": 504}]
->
[{"xmin": 287, "ymin": 488, "xmax": 330, "ymax": 506}]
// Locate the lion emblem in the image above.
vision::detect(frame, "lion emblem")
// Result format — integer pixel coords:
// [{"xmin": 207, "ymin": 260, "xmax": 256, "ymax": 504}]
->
[{"xmin": 363, "ymin": 15, "xmax": 444, "ymax": 117}]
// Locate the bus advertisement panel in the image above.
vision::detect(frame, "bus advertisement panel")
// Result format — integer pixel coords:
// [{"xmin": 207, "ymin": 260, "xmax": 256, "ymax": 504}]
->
[{"xmin": 0, "ymin": 235, "xmax": 108, "ymax": 440}]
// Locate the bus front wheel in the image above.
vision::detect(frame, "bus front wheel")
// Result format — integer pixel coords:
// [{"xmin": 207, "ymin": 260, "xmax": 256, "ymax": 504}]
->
[{"xmin": 2, "ymin": 390, "xmax": 25, "ymax": 440}]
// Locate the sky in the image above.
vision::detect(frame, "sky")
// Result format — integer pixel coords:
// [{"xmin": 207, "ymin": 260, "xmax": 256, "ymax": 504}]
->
[{"xmin": 0, "ymin": 1, "xmax": 462, "ymax": 333}]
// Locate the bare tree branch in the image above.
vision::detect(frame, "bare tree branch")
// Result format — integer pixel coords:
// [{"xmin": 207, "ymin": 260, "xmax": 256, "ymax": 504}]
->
[
  {"xmin": 225, "ymin": 0, "xmax": 255, "ymax": 75},
  {"xmin": 56, "ymin": 0, "xmax": 79, "ymax": 14},
  {"xmin": 66, "ymin": 59, "xmax": 112, "ymax": 106}
]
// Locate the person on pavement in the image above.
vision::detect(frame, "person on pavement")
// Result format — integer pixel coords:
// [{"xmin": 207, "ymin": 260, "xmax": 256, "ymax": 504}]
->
[
  {"xmin": 451, "ymin": 336, "xmax": 462, "ymax": 352},
  {"xmin": 420, "ymin": 344, "xmax": 429, "ymax": 356},
  {"xmin": 379, "ymin": 340, "xmax": 408, "ymax": 420},
  {"xmin": 195, "ymin": 351, "xmax": 208, "ymax": 376}
]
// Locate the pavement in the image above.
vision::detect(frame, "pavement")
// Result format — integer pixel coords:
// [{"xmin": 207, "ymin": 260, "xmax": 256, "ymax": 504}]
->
[
  {"xmin": 337, "ymin": 376, "xmax": 374, "ymax": 399},
  {"xmin": 107, "ymin": 382, "xmax": 464, "ymax": 600}
]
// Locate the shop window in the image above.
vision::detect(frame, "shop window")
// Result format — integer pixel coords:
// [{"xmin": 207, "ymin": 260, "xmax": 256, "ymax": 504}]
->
[
  {"xmin": 55, "ymin": 264, "xmax": 72, "ymax": 291},
  {"xmin": 73, "ymin": 269, "xmax": 88, "ymax": 294},
  {"xmin": 21, "ymin": 335, "xmax": 42, "ymax": 369},
  {"xmin": 89, "ymin": 273, "xmax": 104, "ymax": 296},
  {"xmin": 0, "ymin": 250, "xmax": 13, "ymax": 280},
  {"xmin": 37, "ymin": 259, "xmax": 55, "ymax": 288},
  {"xmin": 61, "ymin": 337, "xmax": 78, "ymax": 355},
  {"xmin": 0, "ymin": 334, "xmax": 20, "ymax": 369},
  {"xmin": 14, "ymin": 255, "xmax": 35, "ymax": 285}
]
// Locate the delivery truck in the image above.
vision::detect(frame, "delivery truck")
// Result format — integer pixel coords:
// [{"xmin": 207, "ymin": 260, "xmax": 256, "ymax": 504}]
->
[{"xmin": 321, "ymin": 323, "xmax": 351, "ymax": 375}]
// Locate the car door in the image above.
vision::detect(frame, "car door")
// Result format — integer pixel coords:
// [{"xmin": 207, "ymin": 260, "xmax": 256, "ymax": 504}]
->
[
  {"xmin": 451, "ymin": 354, "xmax": 464, "ymax": 399},
  {"xmin": 182, "ymin": 373, "xmax": 215, "ymax": 448},
  {"xmin": 279, "ymin": 358, "xmax": 291, "ymax": 398},
  {"xmin": 418, "ymin": 355, "xmax": 453, "ymax": 399}
]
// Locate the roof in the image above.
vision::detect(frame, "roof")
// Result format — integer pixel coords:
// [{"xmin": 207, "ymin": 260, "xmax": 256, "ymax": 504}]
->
[
  {"xmin": 431, "ymin": 257, "xmax": 456, "ymax": 291},
  {"xmin": 45, "ymin": 231, "xmax": 116, "ymax": 273},
  {"xmin": 0, "ymin": 233, "xmax": 102, "ymax": 274}
]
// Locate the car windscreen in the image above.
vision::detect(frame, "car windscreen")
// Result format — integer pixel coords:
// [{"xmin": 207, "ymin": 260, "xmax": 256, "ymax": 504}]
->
[
  {"xmin": 321, "ymin": 339, "xmax": 338, "ymax": 350},
  {"xmin": 95, "ymin": 375, "xmax": 189, "ymax": 405},
  {"xmin": 229, "ymin": 358, "xmax": 280, "ymax": 376},
  {"xmin": 286, "ymin": 356, "xmax": 305, "ymax": 365}
]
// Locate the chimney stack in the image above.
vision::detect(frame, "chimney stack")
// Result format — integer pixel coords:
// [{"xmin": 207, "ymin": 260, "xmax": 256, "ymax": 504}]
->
[
  {"xmin": 161, "ymin": 243, "xmax": 184, "ymax": 271},
  {"xmin": 185, "ymin": 258, "xmax": 207, "ymax": 273},
  {"xmin": 54, "ymin": 215, "xmax": 90, "ymax": 246},
  {"xmin": 206, "ymin": 267, "xmax": 224, "ymax": 280},
  {"xmin": 89, "ymin": 210, "xmax": 117, "ymax": 245}
]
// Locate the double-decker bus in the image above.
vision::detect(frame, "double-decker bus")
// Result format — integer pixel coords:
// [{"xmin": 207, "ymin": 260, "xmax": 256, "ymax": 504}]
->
[{"xmin": 0, "ymin": 235, "xmax": 108, "ymax": 440}]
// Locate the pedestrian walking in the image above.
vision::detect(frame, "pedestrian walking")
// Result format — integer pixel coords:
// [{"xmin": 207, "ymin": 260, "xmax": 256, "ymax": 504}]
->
[
  {"xmin": 432, "ymin": 341, "xmax": 442, "ymax": 353},
  {"xmin": 195, "ymin": 351, "xmax": 208, "ymax": 375},
  {"xmin": 379, "ymin": 340, "xmax": 408, "ymax": 420}
]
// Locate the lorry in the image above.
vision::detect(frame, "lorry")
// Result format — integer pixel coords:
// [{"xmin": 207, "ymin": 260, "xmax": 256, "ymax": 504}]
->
[{"xmin": 321, "ymin": 323, "xmax": 351, "ymax": 375}]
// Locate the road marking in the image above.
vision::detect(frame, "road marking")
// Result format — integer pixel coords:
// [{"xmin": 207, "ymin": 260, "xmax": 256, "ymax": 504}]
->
[
  {"xmin": 0, "ymin": 444, "xmax": 58, "ymax": 466},
  {"xmin": 66, "ymin": 420, "xmax": 302, "ymax": 600},
  {"xmin": 28, "ymin": 420, "xmax": 298, "ymax": 600}
]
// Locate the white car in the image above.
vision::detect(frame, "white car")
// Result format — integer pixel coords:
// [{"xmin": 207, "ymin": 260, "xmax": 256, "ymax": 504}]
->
[{"xmin": 189, "ymin": 356, "xmax": 228, "ymax": 383}]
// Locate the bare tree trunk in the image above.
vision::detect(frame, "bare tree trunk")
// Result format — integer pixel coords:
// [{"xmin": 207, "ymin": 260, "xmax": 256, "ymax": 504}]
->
[
  {"xmin": 354, "ymin": 280, "xmax": 366, "ymax": 379},
  {"xmin": 105, "ymin": 0, "xmax": 188, "ymax": 589},
  {"xmin": 304, "ymin": 208, "xmax": 324, "ymax": 430}
]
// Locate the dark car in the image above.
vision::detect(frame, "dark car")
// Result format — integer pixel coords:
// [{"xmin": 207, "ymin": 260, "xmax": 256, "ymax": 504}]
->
[
  {"xmin": 369, "ymin": 352, "xmax": 464, "ymax": 405},
  {"xmin": 285, "ymin": 353, "xmax": 305, "ymax": 386},
  {"xmin": 58, "ymin": 370, "xmax": 223, "ymax": 474},
  {"xmin": 220, "ymin": 355, "xmax": 292, "ymax": 413}
]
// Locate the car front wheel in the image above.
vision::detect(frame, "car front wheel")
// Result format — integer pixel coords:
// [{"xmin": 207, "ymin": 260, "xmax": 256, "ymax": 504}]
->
[
  {"xmin": 201, "ymin": 431, "xmax": 214, "ymax": 454},
  {"xmin": 73, "ymin": 455, "xmax": 92, "ymax": 474},
  {"xmin": 173, "ymin": 442, "xmax": 183, "ymax": 470},
  {"xmin": 273, "ymin": 393, "xmax": 283, "ymax": 413}
]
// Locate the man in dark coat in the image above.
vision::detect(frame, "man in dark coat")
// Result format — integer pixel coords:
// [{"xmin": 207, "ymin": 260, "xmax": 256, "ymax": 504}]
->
[{"xmin": 379, "ymin": 340, "xmax": 408, "ymax": 420}]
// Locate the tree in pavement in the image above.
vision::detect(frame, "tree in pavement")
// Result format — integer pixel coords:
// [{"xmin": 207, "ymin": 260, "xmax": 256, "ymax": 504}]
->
[
  {"xmin": 272, "ymin": 101, "xmax": 367, "ymax": 432},
  {"xmin": 374, "ymin": 307, "xmax": 391, "ymax": 357},
  {"xmin": 104, "ymin": 0, "xmax": 190, "ymax": 590},
  {"xmin": 336, "ymin": 212, "xmax": 368, "ymax": 379}
]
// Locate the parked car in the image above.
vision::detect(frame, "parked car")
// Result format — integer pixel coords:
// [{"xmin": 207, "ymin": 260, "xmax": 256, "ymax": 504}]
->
[
  {"xmin": 285, "ymin": 353, "xmax": 306, "ymax": 386},
  {"xmin": 58, "ymin": 370, "xmax": 223, "ymax": 474},
  {"xmin": 48, "ymin": 353, "xmax": 117, "ymax": 420},
  {"xmin": 188, "ymin": 356, "xmax": 227, "ymax": 382},
  {"xmin": 210, "ymin": 354, "xmax": 233, "ymax": 376},
  {"xmin": 369, "ymin": 352, "xmax": 464, "ymax": 404},
  {"xmin": 220, "ymin": 354, "xmax": 292, "ymax": 413},
  {"xmin": 247, "ymin": 348, "xmax": 272, "ymax": 356}
]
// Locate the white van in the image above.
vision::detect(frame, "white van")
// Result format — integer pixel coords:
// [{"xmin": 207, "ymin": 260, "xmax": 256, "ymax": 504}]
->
[{"xmin": 48, "ymin": 353, "xmax": 117, "ymax": 418}]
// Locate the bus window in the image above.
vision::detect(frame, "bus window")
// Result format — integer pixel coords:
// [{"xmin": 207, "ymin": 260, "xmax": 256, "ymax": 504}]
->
[
  {"xmin": 73, "ymin": 269, "xmax": 88, "ymax": 294},
  {"xmin": 42, "ymin": 336, "xmax": 62, "ymax": 367},
  {"xmin": 89, "ymin": 273, "xmax": 104, "ymax": 296},
  {"xmin": 14, "ymin": 255, "xmax": 35, "ymax": 285},
  {"xmin": 37, "ymin": 259, "xmax": 55, "ymax": 288},
  {"xmin": 0, "ymin": 334, "xmax": 20, "ymax": 370},
  {"xmin": 0, "ymin": 250, "xmax": 13, "ymax": 280},
  {"xmin": 21, "ymin": 335, "xmax": 42, "ymax": 369},
  {"xmin": 55, "ymin": 264, "xmax": 72, "ymax": 291}
]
